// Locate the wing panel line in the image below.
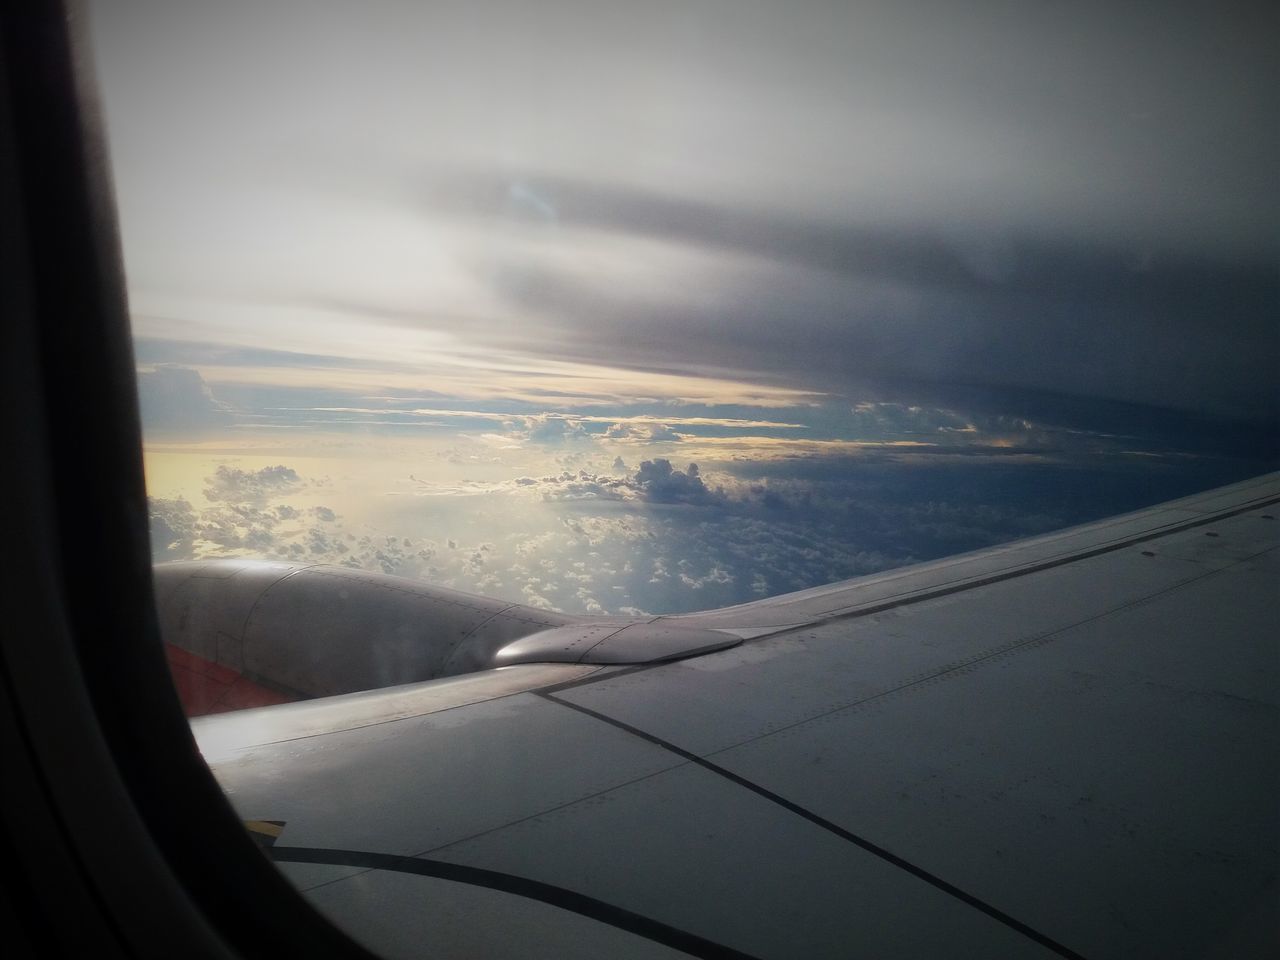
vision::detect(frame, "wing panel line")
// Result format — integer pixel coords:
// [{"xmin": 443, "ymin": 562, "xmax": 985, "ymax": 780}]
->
[
  {"xmin": 270, "ymin": 845, "xmax": 764, "ymax": 960},
  {"xmin": 537, "ymin": 691, "xmax": 1088, "ymax": 960}
]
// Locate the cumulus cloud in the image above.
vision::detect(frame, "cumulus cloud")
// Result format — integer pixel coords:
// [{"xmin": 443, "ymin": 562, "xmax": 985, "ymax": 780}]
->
[
  {"xmin": 632, "ymin": 459, "xmax": 715, "ymax": 504},
  {"xmin": 516, "ymin": 414, "xmax": 590, "ymax": 444},
  {"xmin": 604, "ymin": 421, "xmax": 681, "ymax": 442},
  {"xmin": 148, "ymin": 497, "xmax": 198, "ymax": 561},
  {"xmin": 203, "ymin": 465, "xmax": 302, "ymax": 503},
  {"xmin": 135, "ymin": 365, "xmax": 233, "ymax": 432},
  {"xmin": 146, "ymin": 440, "xmax": 1273, "ymax": 617},
  {"xmin": 506, "ymin": 459, "xmax": 718, "ymax": 507}
]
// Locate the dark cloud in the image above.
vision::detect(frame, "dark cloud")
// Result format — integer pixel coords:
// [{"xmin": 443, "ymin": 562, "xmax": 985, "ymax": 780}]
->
[
  {"xmin": 632, "ymin": 460, "xmax": 715, "ymax": 505},
  {"xmin": 446, "ymin": 170, "xmax": 1279, "ymax": 290},
  {"xmin": 99, "ymin": 2, "xmax": 1277, "ymax": 431},
  {"xmin": 470, "ymin": 181, "xmax": 1277, "ymax": 423}
]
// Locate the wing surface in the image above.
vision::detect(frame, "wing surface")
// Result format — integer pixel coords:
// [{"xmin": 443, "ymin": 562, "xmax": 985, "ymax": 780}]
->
[{"xmin": 195, "ymin": 474, "xmax": 1280, "ymax": 960}]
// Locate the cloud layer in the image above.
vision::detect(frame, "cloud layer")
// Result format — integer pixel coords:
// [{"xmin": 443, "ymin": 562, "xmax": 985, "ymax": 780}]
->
[
  {"xmin": 149, "ymin": 444, "xmax": 1269, "ymax": 617},
  {"xmin": 105, "ymin": 4, "xmax": 1275, "ymax": 619},
  {"xmin": 96, "ymin": 1, "xmax": 1277, "ymax": 427}
]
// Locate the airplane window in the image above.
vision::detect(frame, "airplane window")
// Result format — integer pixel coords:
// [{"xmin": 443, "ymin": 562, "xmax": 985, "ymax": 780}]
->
[
  {"xmin": 83, "ymin": 1, "xmax": 1276, "ymax": 957},
  {"xmin": 91, "ymin": 0, "xmax": 1277, "ymax": 675}
]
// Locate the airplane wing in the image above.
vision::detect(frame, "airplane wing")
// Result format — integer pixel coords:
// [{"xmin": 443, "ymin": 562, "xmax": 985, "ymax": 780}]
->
[{"xmin": 186, "ymin": 473, "xmax": 1280, "ymax": 960}]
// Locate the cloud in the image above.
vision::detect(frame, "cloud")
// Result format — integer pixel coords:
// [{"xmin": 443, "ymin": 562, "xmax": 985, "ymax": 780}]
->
[
  {"xmin": 475, "ymin": 205, "xmax": 1277, "ymax": 422},
  {"xmin": 148, "ymin": 497, "xmax": 198, "ymax": 561},
  {"xmin": 605, "ymin": 421, "xmax": 681, "ymax": 442},
  {"xmin": 99, "ymin": 1, "xmax": 1277, "ymax": 438},
  {"xmin": 135, "ymin": 365, "xmax": 233, "ymax": 432},
  {"xmin": 518, "ymin": 414, "xmax": 590, "ymax": 444},
  {"xmin": 146, "ymin": 438, "xmax": 1274, "ymax": 617},
  {"xmin": 632, "ymin": 459, "xmax": 715, "ymax": 505},
  {"xmin": 533, "ymin": 471, "xmax": 632, "ymax": 503},
  {"xmin": 203, "ymin": 465, "xmax": 302, "ymax": 503},
  {"xmin": 848, "ymin": 402, "xmax": 975, "ymax": 438},
  {"xmin": 501, "ymin": 460, "xmax": 717, "ymax": 507}
]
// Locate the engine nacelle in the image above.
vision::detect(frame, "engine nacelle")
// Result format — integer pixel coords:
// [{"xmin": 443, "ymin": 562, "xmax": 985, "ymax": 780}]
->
[{"xmin": 152, "ymin": 560, "xmax": 576, "ymax": 710}]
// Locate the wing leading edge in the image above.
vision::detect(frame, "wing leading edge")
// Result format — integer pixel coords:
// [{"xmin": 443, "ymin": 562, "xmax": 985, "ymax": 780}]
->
[{"xmin": 195, "ymin": 474, "xmax": 1279, "ymax": 959}]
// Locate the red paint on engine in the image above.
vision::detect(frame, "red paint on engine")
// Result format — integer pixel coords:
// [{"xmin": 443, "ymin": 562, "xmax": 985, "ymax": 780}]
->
[{"xmin": 164, "ymin": 643, "xmax": 298, "ymax": 717}]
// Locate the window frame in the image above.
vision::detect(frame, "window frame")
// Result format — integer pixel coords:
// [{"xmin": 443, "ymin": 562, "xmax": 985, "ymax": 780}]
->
[{"xmin": 0, "ymin": 4, "xmax": 379, "ymax": 956}]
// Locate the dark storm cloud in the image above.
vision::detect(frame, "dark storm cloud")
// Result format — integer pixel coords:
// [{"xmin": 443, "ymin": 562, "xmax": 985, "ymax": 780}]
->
[
  {"xmin": 462, "ymin": 175, "xmax": 1277, "ymax": 422},
  {"xmin": 431, "ymin": 171, "xmax": 1279, "ymax": 292},
  {"xmin": 96, "ymin": 1, "xmax": 1277, "ymax": 429}
]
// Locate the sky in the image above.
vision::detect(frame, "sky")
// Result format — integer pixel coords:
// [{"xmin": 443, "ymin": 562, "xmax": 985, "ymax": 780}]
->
[{"xmin": 91, "ymin": 1, "xmax": 1278, "ymax": 616}]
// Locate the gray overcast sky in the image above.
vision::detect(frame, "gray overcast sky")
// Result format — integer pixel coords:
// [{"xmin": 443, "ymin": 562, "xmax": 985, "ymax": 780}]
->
[{"xmin": 91, "ymin": 0, "xmax": 1277, "ymax": 420}]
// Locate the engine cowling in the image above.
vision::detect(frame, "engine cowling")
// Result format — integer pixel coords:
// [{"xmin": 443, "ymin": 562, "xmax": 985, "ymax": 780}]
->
[
  {"xmin": 152, "ymin": 560, "xmax": 576, "ymax": 712},
  {"xmin": 153, "ymin": 559, "xmax": 742, "ymax": 717}
]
